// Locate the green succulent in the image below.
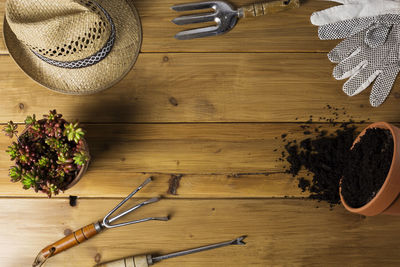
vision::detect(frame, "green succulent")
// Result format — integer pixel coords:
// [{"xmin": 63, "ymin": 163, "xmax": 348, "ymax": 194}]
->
[
  {"xmin": 38, "ymin": 156, "xmax": 49, "ymax": 168},
  {"xmin": 19, "ymin": 153, "xmax": 28, "ymax": 164},
  {"xmin": 21, "ymin": 172, "xmax": 39, "ymax": 190},
  {"xmin": 63, "ymin": 123, "xmax": 85, "ymax": 143},
  {"xmin": 46, "ymin": 110, "xmax": 57, "ymax": 121},
  {"xmin": 9, "ymin": 165, "xmax": 23, "ymax": 182},
  {"xmin": 57, "ymin": 169, "xmax": 65, "ymax": 178},
  {"xmin": 45, "ymin": 137, "xmax": 69, "ymax": 154},
  {"xmin": 25, "ymin": 115, "xmax": 36, "ymax": 125},
  {"xmin": 6, "ymin": 142, "xmax": 19, "ymax": 160},
  {"xmin": 50, "ymin": 184, "xmax": 58, "ymax": 194},
  {"xmin": 73, "ymin": 151, "xmax": 89, "ymax": 166},
  {"xmin": 3, "ymin": 121, "xmax": 18, "ymax": 138},
  {"xmin": 57, "ymin": 152, "xmax": 73, "ymax": 165}
]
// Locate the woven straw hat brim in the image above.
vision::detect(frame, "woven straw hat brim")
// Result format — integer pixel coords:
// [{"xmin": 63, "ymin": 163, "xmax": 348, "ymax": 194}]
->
[{"xmin": 3, "ymin": 0, "xmax": 142, "ymax": 95}]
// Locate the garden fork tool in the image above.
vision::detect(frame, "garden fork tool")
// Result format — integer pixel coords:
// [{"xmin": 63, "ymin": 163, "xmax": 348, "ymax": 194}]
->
[
  {"xmin": 171, "ymin": 0, "xmax": 300, "ymax": 40},
  {"xmin": 95, "ymin": 236, "xmax": 246, "ymax": 266},
  {"xmin": 33, "ymin": 177, "xmax": 168, "ymax": 267}
]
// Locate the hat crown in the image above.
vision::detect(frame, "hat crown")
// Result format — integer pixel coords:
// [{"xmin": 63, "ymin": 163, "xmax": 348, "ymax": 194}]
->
[{"xmin": 6, "ymin": 0, "xmax": 112, "ymax": 61}]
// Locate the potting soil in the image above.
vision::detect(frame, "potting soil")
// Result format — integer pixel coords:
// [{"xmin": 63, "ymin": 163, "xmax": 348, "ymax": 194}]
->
[
  {"xmin": 284, "ymin": 124, "xmax": 358, "ymax": 204},
  {"xmin": 277, "ymin": 105, "xmax": 363, "ymax": 205},
  {"xmin": 341, "ymin": 128, "xmax": 393, "ymax": 208}
]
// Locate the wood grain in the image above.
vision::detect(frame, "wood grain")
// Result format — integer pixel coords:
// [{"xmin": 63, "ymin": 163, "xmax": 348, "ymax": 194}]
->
[
  {"xmin": 1, "ymin": 198, "xmax": 400, "ymax": 267},
  {"xmin": 0, "ymin": 123, "xmax": 361, "ymax": 198},
  {"xmin": 0, "ymin": 53, "xmax": 399, "ymax": 124},
  {"xmin": 1, "ymin": 1, "xmax": 398, "ymax": 267},
  {"xmin": 0, "ymin": 0, "xmax": 338, "ymax": 54},
  {"xmin": 0, "ymin": 120, "xmax": 302, "ymax": 199}
]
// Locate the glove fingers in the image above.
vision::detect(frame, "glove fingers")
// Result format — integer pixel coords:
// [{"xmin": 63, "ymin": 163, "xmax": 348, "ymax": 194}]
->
[
  {"xmin": 376, "ymin": 14, "xmax": 400, "ymax": 26},
  {"xmin": 318, "ymin": 17, "xmax": 374, "ymax": 40},
  {"xmin": 311, "ymin": 5, "xmax": 360, "ymax": 26},
  {"xmin": 370, "ymin": 67, "xmax": 400, "ymax": 107},
  {"xmin": 333, "ymin": 50, "xmax": 366, "ymax": 80},
  {"xmin": 328, "ymin": 33, "xmax": 364, "ymax": 63},
  {"xmin": 343, "ymin": 67, "xmax": 380, "ymax": 96}
]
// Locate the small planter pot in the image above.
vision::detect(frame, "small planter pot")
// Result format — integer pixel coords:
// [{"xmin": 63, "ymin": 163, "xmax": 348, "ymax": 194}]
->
[
  {"xmin": 340, "ymin": 122, "xmax": 400, "ymax": 216},
  {"xmin": 19, "ymin": 127, "xmax": 90, "ymax": 193}
]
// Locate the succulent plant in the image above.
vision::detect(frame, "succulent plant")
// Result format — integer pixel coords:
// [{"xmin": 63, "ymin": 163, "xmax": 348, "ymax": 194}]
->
[
  {"xmin": 9, "ymin": 165, "xmax": 23, "ymax": 182},
  {"xmin": 3, "ymin": 110, "xmax": 89, "ymax": 197},
  {"xmin": 3, "ymin": 121, "xmax": 18, "ymax": 138},
  {"xmin": 64, "ymin": 123, "xmax": 85, "ymax": 143},
  {"xmin": 73, "ymin": 151, "xmax": 89, "ymax": 166}
]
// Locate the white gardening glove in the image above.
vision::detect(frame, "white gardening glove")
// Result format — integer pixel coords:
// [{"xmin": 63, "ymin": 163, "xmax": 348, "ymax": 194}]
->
[
  {"xmin": 320, "ymin": 15, "xmax": 400, "ymax": 107},
  {"xmin": 318, "ymin": 15, "xmax": 400, "ymax": 47},
  {"xmin": 311, "ymin": 0, "xmax": 400, "ymax": 26}
]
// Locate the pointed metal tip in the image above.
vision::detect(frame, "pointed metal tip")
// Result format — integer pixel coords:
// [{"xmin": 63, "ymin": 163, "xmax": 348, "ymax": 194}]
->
[
  {"xmin": 155, "ymin": 216, "xmax": 169, "ymax": 221},
  {"xmin": 142, "ymin": 177, "xmax": 153, "ymax": 185},
  {"xmin": 171, "ymin": 18, "xmax": 180, "ymax": 25},
  {"xmin": 144, "ymin": 197, "xmax": 160, "ymax": 205},
  {"xmin": 234, "ymin": 236, "xmax": 247, "ymax": 245}
]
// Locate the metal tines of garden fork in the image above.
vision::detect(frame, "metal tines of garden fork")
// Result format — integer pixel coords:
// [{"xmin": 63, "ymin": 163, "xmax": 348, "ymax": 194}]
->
[
  {"xmin": 172, "ymin": 1, "xmax": 239, "ymax": 40},
  {"xmin": 171, "ymin": 0, "xmax": 300, "ymax": 40},
  {"xmin": 102, "ymin": 177, "xmax": 169, "ymax": 228}
]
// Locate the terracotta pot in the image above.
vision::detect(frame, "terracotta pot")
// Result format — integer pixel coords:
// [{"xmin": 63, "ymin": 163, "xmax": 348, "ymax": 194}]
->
[
  {"xmin": 19, "ymin": 127, "xmax": 90, "ymax": 192},
  {"xmin": 340, "ymin": 122, "xmax": 400, "ymax": 216}
]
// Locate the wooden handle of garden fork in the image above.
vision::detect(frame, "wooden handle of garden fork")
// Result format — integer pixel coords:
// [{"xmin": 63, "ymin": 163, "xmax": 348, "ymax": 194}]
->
[
  {"xmin": 239, "ymin": 0, "xmax": 300, "ymax": 18},
  {"xmin": 95, "ymin": 255, "xmax": 150, "ymax": 267},
  {"xmin": 32, "ymin": 222, "xmax": 102, "ymax": 267}
]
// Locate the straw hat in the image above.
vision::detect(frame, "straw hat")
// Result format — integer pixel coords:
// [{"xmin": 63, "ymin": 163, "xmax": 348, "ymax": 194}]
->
[{"xmin": 3, "ymin": 0, "xmax": 142, "ymax": 94}]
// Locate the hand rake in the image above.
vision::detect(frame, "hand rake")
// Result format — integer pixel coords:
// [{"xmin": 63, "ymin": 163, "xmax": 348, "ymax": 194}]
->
[{"xmin": 32, "ymin": 177, "xmax": 168, "ymax": 267}]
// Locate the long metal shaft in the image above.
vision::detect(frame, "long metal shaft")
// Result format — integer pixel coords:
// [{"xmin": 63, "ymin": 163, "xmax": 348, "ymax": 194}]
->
[{"xmin": 151, "ymin": 236, "xmax": 246, "ymax": 264}]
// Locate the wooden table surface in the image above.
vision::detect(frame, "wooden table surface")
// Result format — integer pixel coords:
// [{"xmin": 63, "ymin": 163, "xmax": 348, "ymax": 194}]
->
[{"xmin": 2, "ymin": 0, "xmax": 400, "ymax": 266}]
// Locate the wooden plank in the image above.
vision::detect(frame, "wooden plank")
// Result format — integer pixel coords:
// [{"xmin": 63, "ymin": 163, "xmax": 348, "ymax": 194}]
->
[
  {"xmin": 0, "ymin": 0, "xmax": 338, "ymax": 54},
  {"xmin": 0, "ymin": 53, "xmax": 399, "ymax": 124},
  {"xmin": 1, "ymin": 198, "xmax": 400, "ymax": 267},
  {"xmin": 0, "ymin": 171, "xmax": 304, "ymax": 198},
  {"xmin": 137, "ymin": 0, "xmax": 337, "ymax": 53},
  {"xmin": 0, "ymin": 123, "xmax": 361, "ymax": 198}
]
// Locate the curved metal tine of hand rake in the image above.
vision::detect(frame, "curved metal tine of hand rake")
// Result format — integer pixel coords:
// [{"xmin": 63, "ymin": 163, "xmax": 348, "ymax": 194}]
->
[{"xmin": 102, "ymin": 177, "xmax": 169, "ymax": 229}]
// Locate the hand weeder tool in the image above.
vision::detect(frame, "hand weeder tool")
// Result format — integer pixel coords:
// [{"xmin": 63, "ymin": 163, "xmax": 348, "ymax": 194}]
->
[
  {"xmin": 33, "ymin": 178, "xmax": 168, "ymax": 267},
  {"xmin": 95, "ymin": 236, "xmax": 246, "ymax": 267},
  {"xmin": 171, "ymin": 0, "xmax": 300, "ymax": 40}
]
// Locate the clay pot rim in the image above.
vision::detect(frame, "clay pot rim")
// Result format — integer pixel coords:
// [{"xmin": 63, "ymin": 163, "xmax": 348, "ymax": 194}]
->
[
  {"xmin": 340, "ymin": 122, "xmax": 399, "ymax": 216},
  {"xmin": 18, "ymin": 126, "xmax": 90, "ymax": 192}
]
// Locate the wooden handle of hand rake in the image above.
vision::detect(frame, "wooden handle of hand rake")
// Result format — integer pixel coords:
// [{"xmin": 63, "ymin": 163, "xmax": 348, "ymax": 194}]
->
[
  {"xmin": 95, "ymin": 255, "xmax": 149, "ymax": 267},
  {"xmin": 240, "ymin": 0, "xmax": 300, "ymax": 18},
  {"xmin": 33, "ymin": 223, "xmax": 101, "ymax": 267}
]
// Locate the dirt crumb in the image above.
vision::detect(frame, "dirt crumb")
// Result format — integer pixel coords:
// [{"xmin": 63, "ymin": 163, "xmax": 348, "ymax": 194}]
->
[
  {"xmin": 168, "ymin": 174, "xmax": 183, "ymax": 195},
  {"xmin": 69, "ymin": 195, "xmax": 77, "ymax": 207}
]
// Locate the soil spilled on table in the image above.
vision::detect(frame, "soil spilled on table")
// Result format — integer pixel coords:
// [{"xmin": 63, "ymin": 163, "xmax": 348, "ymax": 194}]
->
[
  {"xmin": 276, "ymin": 105, "xmax": 366, "ymax": 206},
  {"xmin": 341, "ymin": 128, "xmax": 393, "ymax": 208}
]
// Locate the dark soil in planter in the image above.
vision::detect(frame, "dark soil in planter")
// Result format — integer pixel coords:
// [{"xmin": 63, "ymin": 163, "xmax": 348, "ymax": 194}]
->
[{"xmin": 341, "ymin": 128, "xmax": 393, "ymax": 208}]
